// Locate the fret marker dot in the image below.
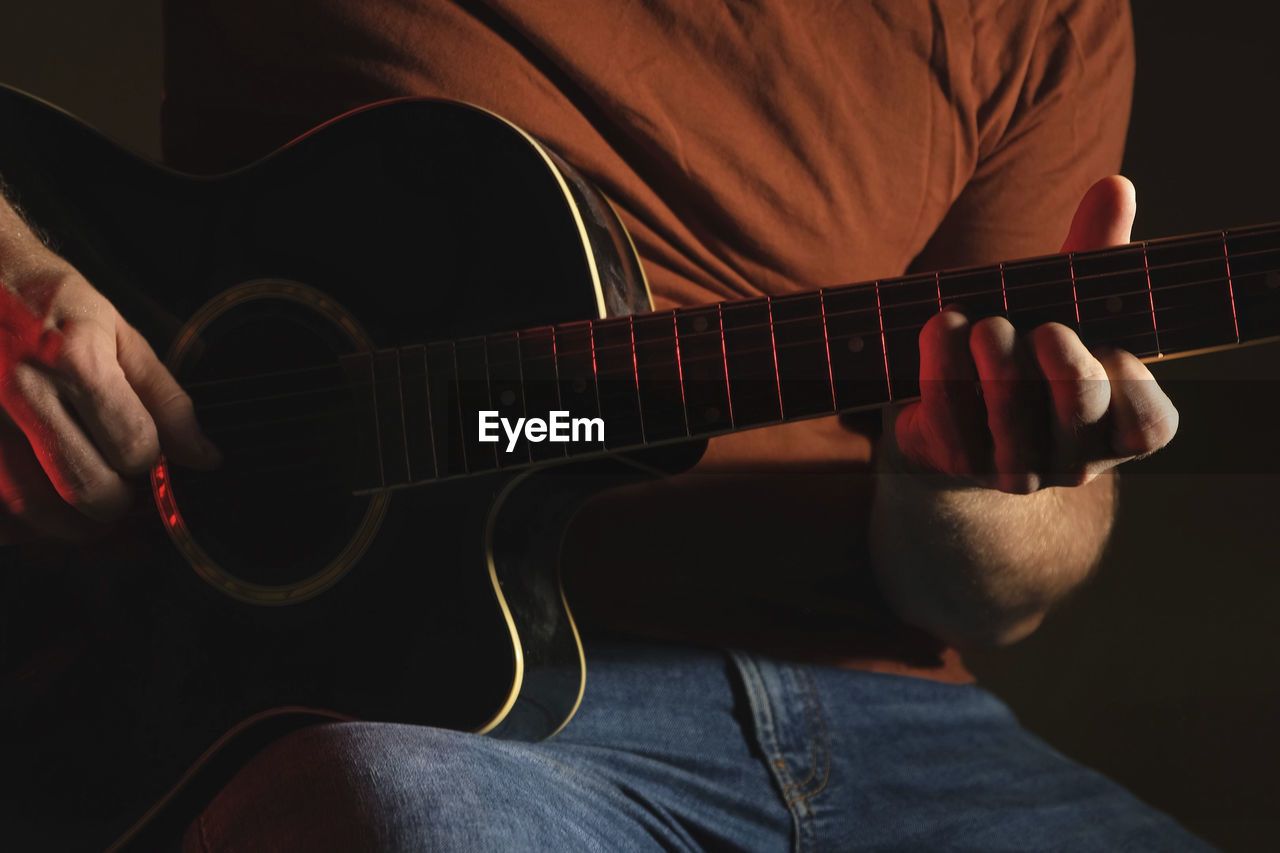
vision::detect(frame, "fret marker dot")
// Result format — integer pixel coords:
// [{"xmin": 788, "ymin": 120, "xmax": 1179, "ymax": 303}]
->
[
  {"xmin": 572, "ymin": 378, "xmax": 587, "ymax": 394},
  {"xmin": 693, "ymin": 316, "xmax": 709, "ymax": 333},
  {"xmin": 1106, "ymin": 295, "xmax": 1123, "ymax": 314},
  {"xmin": 1267, "ymin": 271, "xmax": 1280, "ymax": 290},
  {"xmin": 704, "ymin": 406, "xmax": 720, "ymax": 422},
  {"xmin": 847, "ymin": 336, "xmax": 865, "ymax": 353},
  {"xmin": 500, "ymin": 390, "xmax": 516, "ymax": 406}
]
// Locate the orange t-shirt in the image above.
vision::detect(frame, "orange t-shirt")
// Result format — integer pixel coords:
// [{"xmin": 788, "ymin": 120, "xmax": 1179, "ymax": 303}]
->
[{"xmin": 162, "ymin": 0, "xmax": 1134, "ymax": 681}]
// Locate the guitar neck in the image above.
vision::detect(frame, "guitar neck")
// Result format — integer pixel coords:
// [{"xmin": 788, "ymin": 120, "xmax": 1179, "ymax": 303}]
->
[{"xmin": 346, "ymin": 223, "xmax": 1280, "ymax": 489}]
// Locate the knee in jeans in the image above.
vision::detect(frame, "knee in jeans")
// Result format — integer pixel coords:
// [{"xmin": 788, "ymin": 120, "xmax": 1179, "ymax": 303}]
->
[{"xmin": 184, "ymin": 722, "xmax": 450, "ymax": 852}]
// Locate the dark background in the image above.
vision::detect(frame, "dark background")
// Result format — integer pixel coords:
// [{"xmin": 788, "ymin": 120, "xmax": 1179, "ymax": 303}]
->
[{"xmin": 1, "ymin": 1, "xmax": 1277, "ymax": 849}]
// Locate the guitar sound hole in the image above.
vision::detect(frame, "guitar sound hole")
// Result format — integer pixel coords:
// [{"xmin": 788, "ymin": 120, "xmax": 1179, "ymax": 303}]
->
[{"xmin": 164, "ymin": 296, "xmax": 375, "ymax": 592}]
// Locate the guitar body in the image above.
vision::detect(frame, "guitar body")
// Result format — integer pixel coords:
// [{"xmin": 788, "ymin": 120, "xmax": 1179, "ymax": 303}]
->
[{"xmin": 0, "ymin": 89, "xmax": 692, "ymax": 848}]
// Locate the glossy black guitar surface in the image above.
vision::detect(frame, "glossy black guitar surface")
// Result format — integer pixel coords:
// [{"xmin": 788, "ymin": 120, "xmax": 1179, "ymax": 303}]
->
[{"xmin": 0, "ymin": 87, "xmax": 666, "ymax": 850}]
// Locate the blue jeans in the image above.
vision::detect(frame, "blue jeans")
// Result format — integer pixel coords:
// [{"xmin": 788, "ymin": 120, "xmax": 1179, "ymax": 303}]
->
[{"xmin": 184, "ymin": 641, "xmax": 1211, "ymax": 851}]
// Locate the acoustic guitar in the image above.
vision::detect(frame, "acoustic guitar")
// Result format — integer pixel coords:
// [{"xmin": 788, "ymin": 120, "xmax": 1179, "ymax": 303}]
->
[{"xmin": 0, "ymin": 86, "xmax": 1276, "ymax": 849}]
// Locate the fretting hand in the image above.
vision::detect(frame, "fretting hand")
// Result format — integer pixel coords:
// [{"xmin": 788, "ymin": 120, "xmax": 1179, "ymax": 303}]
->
[{"xmin": 886, "ymin": 176, "xmax": 1179, "ymax": 493}]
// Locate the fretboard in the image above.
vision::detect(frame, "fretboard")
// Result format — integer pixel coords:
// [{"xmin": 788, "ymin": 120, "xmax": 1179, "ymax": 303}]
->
[{"xmin": 345, "ymin": 223, "xmax": 1280, "ymax": 489}]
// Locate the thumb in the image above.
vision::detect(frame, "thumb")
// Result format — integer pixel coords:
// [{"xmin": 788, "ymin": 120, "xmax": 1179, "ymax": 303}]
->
[
  {"xmin": 116, "ymin": 318, "xmax": 220, "ymax": 470},
  {"xmin": 1060, "ymin": 175, "xmax": 1137, "ymax": 253}
]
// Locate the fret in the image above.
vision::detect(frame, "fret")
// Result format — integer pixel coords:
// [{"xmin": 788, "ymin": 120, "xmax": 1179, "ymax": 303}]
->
[
  {"xmin": 674, "ymin": 305, "xmax": 733, "ymax": 435},
  {"xmin": 937, "ymin": 265, "xmax": 1007, "ymax": 319},
  {"xmin": 425, "ymin": 341, "xmax": 468, "ymax": 477},
  {"xmin": 878, "ymin": 273, "xmax": 940, "ymax": 398},
  {"xmin": 1223, "ymin": 232, "xmax": 1242, "ymax": 343},
  {"xmin": 338, "ymin": 351, "xmax": 384, "ymax": 491},
  {"xmin": 590, "ymin": 316, "xmax": 646, "ymax": 449},
  {"xmin": 1002, "ymin": 255, "xmax": 1079, "ymax": 332},
  {"xmin": 820, "ymin": 284, "xmax": 891, "ymax": 409},
  {"xmin": 453, "ymin": 337, "xmax": 499, "ymax": 472},
  {"xmin": 397, "ymin": 345, "xmax": 437, "ymax": 482},
  {"xmin": 1145, "ymin": 234, "xmax": 1239, "ymax": 355},
  {"xmin": 1070, "ymin": 245, "xmax": 1160, "ymax": 358},
  {"xmin": 770, "ymin": 292, "xmax": 836, "ymax": 419},
  {"xmin": 766, "ymin": 299, "xmax": 785, "ymax": 418},
  {"xmin": 372, "ymin": 348, "xmax": 412, "ymax": 487},
  {"xmin": 818, "ymin": 291, "xmax": 839, "ymax": 410},
  {"xmin": 552, "ymin": 321, "xmax": 605, "ymax": 455},
  {"xmin": 721, "ymin": 298, "xmax": 782, "ymax": 426},
  {"xmin": 632, "ymin": 310, "xmax": 689, "ymax": 443},
  {"xmin": 1142, "ymin": 244, "xmax": 1160, "ymax": 354},
  {"xmin": 485, "ymin": 332, "xmax": 529, "ymax": 466},
  {"xmin": 1224, "ymin": 226, "xmax": 1280, "ymax": 344},
  {"xmin": 517, "ymin": 327, "xmax": 568, "ymax": 462}
]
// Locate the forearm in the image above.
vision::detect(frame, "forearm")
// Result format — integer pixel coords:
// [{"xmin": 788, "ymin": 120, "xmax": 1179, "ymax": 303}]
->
[
  {"xmin": 869, "ymin": 443, "xmax": 1116, "ymax": 649},
  {"xmin": 0, "ymin": 186, "xmax": 50, "ymax": 274}
]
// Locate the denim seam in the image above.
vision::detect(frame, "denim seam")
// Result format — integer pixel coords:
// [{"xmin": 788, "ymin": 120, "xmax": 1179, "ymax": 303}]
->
[
  {"xmin": 784, "ymin": 666, "xmax": 832, "ymax": 806},
  {"xmin": 778, "ymin": 668, "xmax": 820, "ymax": 795},
  {"xmin": 728, "ymin": 651, "xmax": 819, "ymax": 853},
  {"xmin": 735, "ymin": 653, "xmax": 795, "ymax": 790}
]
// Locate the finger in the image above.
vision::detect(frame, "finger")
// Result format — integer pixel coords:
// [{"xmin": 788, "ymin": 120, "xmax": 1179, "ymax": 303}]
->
[
  {"xmin": 1095, "ymin": 346, "xmax": 1179, "ymax": 461},
  {"xmin": 895, "ymin": 308, "xmax": 988, "ymax": 478},
  {"xmin": 1028, "ymin": 323, "xmax": 1111, "ymax": 486},
  {"xmin": 970, "ymin": 317, "xmax": 1048, "ymax": 493},
  {"xmin": 51, "ymin": 319, "xmax": 161, "ymax": 476},
  {"xmin": 1060, "ymin": 175, "xmax": 1136, "ymax": 253},
  {"xmin": 116, "ymin": 319, "xmax": 219, "ymax": 469},
  {"xmin": 0, "ymin": 418, "xmax": 99, "ymax": 540},
  {"xmin": 0, "ymin": 361, "xmax": 131, "ymax": 521}
]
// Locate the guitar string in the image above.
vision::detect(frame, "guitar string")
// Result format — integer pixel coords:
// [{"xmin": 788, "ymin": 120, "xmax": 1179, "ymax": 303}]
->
[
  {"xmin": 161, "ymin": 262, "xmax": 1280, "ymax": 479},
  {"xmin": 188, "ymin": 296, "xmax": 1269, "ymax": 470},
  {"xmin": 177, "ymin": 258, "xmax": 1280, "ymax": 425},
  {"xmin": 185, "ymin": 304, "xmax": 1267, "ymax": 436},
  {"xmin": 153, "ymin": 317, "xmax": 1257, "ymax": 502},
  {"xmin": 129, "ymin": 237, "xmax": 1280, "ymax": 488},
  {"xmin": 185, "ymin": 263, "xmax": 1280, "ymax": 418},
  {"xmin": 174, "ymin": 240, "xmax": 1279, "ymax": 395}
]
